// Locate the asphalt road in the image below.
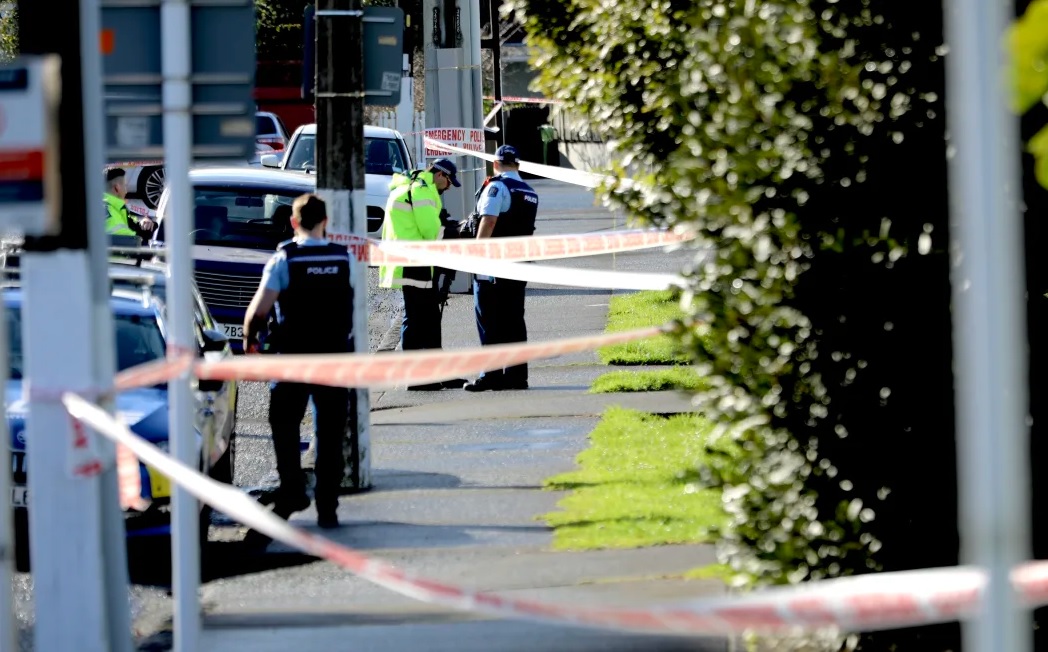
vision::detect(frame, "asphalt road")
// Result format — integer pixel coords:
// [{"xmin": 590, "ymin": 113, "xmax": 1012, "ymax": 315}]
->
[{"xmin": 8, "ymin": 180, "xmax": 719, "ymax": 651}]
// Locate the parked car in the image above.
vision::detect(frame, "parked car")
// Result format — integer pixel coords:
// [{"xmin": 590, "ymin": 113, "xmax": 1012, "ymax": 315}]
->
[
  {"xmin": 0, "ymin": 252, "xmax": 238, "ymax": 570},
  {"xmin": 105, "ymin": 111, "xmax": 294, "ymax": 211},
  {"xmin": 151, "ymin": 166, "xmax": 348, "ymax": 352},
  {"xmin": 118, "ymin": 162, "xmax": 167, "ymax": 211},
  {"xmin": 256, "ymin": 110, "xmax": 291, "ymax": 152},
  {"xmin": 260, "ymin": 123, "xmax": 413, "ymax": 235}
]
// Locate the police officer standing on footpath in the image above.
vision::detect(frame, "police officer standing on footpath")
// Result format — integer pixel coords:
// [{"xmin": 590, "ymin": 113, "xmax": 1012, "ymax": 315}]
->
[
  {"xmin": 104, "ymin": 168, "xmax": 157, "ymax": 243},
  {"xmin": 463, "ymin": 145, "xmax": 539, "ymax": 392},
  {"xmin": 379, "ymin": 158, "xmax": 468, "ymax": 390},
  {"xmin": 242, "ymin": 193, "xmax": 352, "ymax": 528}
]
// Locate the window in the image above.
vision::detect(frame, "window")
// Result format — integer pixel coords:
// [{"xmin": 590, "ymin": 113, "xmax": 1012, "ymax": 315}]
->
[
  {"xmin": 256, "ymin": 115, "xmax": 278, "ymax": 136},
  {"xmin": 186, "ymin": 186, "xmax": 302, "ymax": 250},
  {"xmin": 285, "ymin": 134, "xmax": 410, "ymax": 175},
  {"xmin": 6, "ymin": 307, "xmax": 165, "ymax": 380}
]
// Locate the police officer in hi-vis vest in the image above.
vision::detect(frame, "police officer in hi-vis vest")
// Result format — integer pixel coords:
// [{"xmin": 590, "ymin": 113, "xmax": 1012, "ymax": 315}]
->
[
  {"xmin": 463, "ymin": 145, "xmax": 539, "ymax": 392},
  {"xmin": 242, "ymin": 193, "xmax": 352, "ymax": 529},
  {"xmin": 104, "ymin": 168, "xmax": 157, "ymax": 243}
]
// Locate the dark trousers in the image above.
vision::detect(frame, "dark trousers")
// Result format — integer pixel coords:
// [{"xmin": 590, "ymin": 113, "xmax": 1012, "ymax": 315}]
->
[
  {"xmin": 401, "ymin": 284, "xmax": 442, "ymax": 350},
  {"xmin": 474, "ymin": 277, "xmax": 528, "ymax": 383},
  {"xmin": 268, "ymin": 382, "xmax": 350, "ymax": 511}
]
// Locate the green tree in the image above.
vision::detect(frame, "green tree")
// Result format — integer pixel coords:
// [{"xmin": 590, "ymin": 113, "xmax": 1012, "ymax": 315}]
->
[
  {"xmin": 509, "ymin": 0, "xmax": 962, "ymax": 648},
  {"xmin": 0, "ymin": 4, "xmax": 18, "ymax": 62},
  {"xmin": 1011, "ymin": 0, "xmax": 1048, "ymax": 188}
]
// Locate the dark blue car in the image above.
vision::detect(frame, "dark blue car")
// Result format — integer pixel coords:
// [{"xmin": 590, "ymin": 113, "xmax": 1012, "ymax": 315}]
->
[
  {"xmin": 3, "ymin": 260, "xmax": 238, "ymax": 569},
  {"xmin": 152, "ymin": 167, "xmax": 318, "ymax": 352}
]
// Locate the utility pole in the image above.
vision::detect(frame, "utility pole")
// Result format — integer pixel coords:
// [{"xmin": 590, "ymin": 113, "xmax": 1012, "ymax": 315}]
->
[
  {"xmin": 18, "ymin": 0, "xmax": 132, "ymax": 649},
  {"xmin": 315, "ymin": 0, "xmax": 371, "ymax": 490}
]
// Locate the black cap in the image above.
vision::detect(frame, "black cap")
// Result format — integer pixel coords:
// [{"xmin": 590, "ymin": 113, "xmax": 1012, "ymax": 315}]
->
[
  {"xmin": 105, "ymin": 167, "xmax": 126, "ymax": 182},
  {"xmin": 495, "ymin": 145, "xmax": 519, "ymax": 165},
  {"xmin": 430, "ymin": 158, "xmax": 461, "ymax": 187}
]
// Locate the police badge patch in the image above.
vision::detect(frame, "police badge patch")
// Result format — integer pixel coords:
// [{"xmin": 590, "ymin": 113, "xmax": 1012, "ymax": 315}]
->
[{"xmin": 487, "ymin": 185, "xmax": 499, "ymax": 197}]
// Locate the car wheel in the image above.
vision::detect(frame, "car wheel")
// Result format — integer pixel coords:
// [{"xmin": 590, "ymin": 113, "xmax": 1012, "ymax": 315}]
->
[{"xmin": 139, "ymin": 166, "xmax": 166, "ymax": 210}]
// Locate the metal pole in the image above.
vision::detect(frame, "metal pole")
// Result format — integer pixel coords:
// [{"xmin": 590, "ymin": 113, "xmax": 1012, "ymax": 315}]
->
[
  {"xmin": 0, "ymin": 276, "xmax": 15, "ymax": 652},
  {"xmin": 944, "ymin": 0, "xmax": 1031, "ymax": 649},
  {"xmin": 80, "ymin": 0, "xmax": 135, "ymax": 647},
  {"xmin": 487, "ymin": 0, "xmax": 504, "ymax": 147},
  {"xmin": 17, "ymin": 0, "xmax": 129, "ymax": 648},
  {"xmin": 160, "ymin": 0, "xmax": 201, "ymax": 649},
  {"xmin": 466, "ymin": 0, "xmax": 483, "ymax": 191},
  {"xmin": 316, "ymin": 0, "xmax": 371, "ymax": 490}
]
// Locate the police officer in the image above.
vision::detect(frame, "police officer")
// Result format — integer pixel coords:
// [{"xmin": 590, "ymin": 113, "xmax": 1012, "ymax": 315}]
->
[
  {"xmin": 463, "ymin": 145, "xmax": 539, "ymax": 392},
  {"xmin": 379, "ymin": 158, "xmax": 467, "ymax": 390},
  {"xmin": 104, "ymin": 168, "xmax": 156, "ymax": 243},
  {"xmin": 242, "ymin": 193, "xmax": 352, "ymax": 528}
]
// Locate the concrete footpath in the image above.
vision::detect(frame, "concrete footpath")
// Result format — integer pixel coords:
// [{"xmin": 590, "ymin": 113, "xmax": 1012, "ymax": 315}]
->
[{"xmin": 193, "ymin": 181, "xmax": 729, "ymax": 651}]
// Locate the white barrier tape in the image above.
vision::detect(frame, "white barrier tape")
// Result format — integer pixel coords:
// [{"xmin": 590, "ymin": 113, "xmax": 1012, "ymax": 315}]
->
[
  {"xmin": 59, "ymin": 392, "xmax": 1048, "ymax": 636},
  {"xmin": 377, "ymin": 240, "xmax": 687, "ymax": 291},
  {"xmin": 423, "ymin": 137, "xmax": 621, "ymax": 190},
  {"xmin": 113, "ymin": 326, "xmax": 665, "ymax": 391}
]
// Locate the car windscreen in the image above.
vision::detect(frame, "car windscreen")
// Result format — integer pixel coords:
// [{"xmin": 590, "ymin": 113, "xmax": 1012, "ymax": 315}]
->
[
  {"xmin": 285, "ymin": 133, "xmax": 409, "ymax": 175},
  {"xmin": 184, "ymin": 186, "xmax": 302, "ymax": 250},
  {"xmin": 6, "ymin": 307, "xmax": 165, "ymax": 380}
]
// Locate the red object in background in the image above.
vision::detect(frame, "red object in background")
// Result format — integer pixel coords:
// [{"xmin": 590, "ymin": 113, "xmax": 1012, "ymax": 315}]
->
[{"xmin": 254, "ymin": 60, "xmax": 315, "ymax": 136}]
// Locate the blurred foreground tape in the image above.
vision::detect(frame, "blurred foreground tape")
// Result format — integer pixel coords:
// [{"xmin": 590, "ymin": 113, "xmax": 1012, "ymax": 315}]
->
[{"xmin": 63, "ymin": 391, "xmax": 1048, "ymax": 636}]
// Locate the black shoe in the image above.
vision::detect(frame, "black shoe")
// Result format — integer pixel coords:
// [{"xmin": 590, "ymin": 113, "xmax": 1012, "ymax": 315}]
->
[
  {"xmin": 463, "ymin": 376, "xmax": 503, "ymax": 392},
  {"xmin": 502, "ymin": 379, "xmax": 529, "ymax": 390},
  {"xmin": 317, "ymin": 510, "xmax": 340, "ymax": 529},
  {"xmin": 271, "ymin": 494, "xmax": 310, "ymax": 520}
]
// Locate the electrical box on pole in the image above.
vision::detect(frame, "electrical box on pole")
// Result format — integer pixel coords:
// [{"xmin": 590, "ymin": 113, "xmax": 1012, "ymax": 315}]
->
[{"xmin": 303, "ymin": 4, "xmax": 405, "ymax": 107}]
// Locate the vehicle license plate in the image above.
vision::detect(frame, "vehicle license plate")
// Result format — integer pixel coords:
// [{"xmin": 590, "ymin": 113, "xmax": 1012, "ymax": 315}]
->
[{"xmin": 221, "ymin": 323, "xmax": 244, "ymax": 339}]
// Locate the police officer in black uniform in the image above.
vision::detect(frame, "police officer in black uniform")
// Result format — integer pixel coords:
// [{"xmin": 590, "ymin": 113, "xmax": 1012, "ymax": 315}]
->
[
  {"xmin": 463, "ymin": 145, "xmax": 540, "ymax": 391},
  {"xmin": 243, "ymin": 193, "xmax": 352, "ymax": 528}
]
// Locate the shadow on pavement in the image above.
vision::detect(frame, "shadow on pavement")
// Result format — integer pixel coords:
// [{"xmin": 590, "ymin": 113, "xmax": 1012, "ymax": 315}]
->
[{"xmin": 126, "ymin": 537, "xmax": 322, "ymax": 588}]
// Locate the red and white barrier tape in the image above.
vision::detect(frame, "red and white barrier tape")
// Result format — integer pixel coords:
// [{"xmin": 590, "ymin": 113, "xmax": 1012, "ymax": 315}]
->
[
  {"xmin": 127, "ymin": 228, "xmax": 694, "ymax": 267},
  {"xmin": 60, "ymin": 392, "xmax": 1048, "ymax": 636},
  {"xmin": 114, "ymin": 326, "xmax": 666, "ymax": 391},
  {"xmin": 361, "ymin": 228, "xmax": 695, "ymax": 267},
  {"xmin": 376, "ymin": 239, "xmax": 687, "ymax": 291}
]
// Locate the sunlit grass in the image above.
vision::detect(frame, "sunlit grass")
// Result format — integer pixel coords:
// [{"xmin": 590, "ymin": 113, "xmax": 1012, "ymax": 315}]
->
[
  {"xmin": 589, "ymin": 367, "xmax": 708, "ymax": 393},
  {"xmin": 598, "ymin": 290, "xmax": 692, "ymax": 365},
  {"xmin": 543, "ymin": 407, "xmax": 731, "ymax": 551}
]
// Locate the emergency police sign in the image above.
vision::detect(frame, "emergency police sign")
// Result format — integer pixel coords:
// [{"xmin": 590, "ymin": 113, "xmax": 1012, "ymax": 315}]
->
[{"xmin": 0, "ymin": 56, "xmax": 60, "ymax": 237}]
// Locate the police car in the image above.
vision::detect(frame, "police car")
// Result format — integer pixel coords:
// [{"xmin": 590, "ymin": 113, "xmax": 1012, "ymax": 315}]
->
[
  {"xmin": 150, "ymin": 167, "xmax": 320, "ymax": 352},
  {"xmin": 1, "ymin": 249, "xmax": 238, "ymax": 568}
]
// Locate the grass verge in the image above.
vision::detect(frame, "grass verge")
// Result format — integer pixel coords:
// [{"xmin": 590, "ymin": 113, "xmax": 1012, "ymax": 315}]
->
[
  {"xmin": 543, "ymin": 406, "xmax": 729, "ymax": 551},
  {"xmin": 598, "ymin": 290, "xmax": 691, "ymax": 365},
  {"xmin": 589, "ymin": 367, "xmax": 709, "ymax": 393}
]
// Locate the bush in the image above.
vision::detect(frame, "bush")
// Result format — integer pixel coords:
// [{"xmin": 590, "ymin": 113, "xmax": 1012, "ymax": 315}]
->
[{"xmin": 509, "ymin": 0, "xmax": 963, "ymax": 647}]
